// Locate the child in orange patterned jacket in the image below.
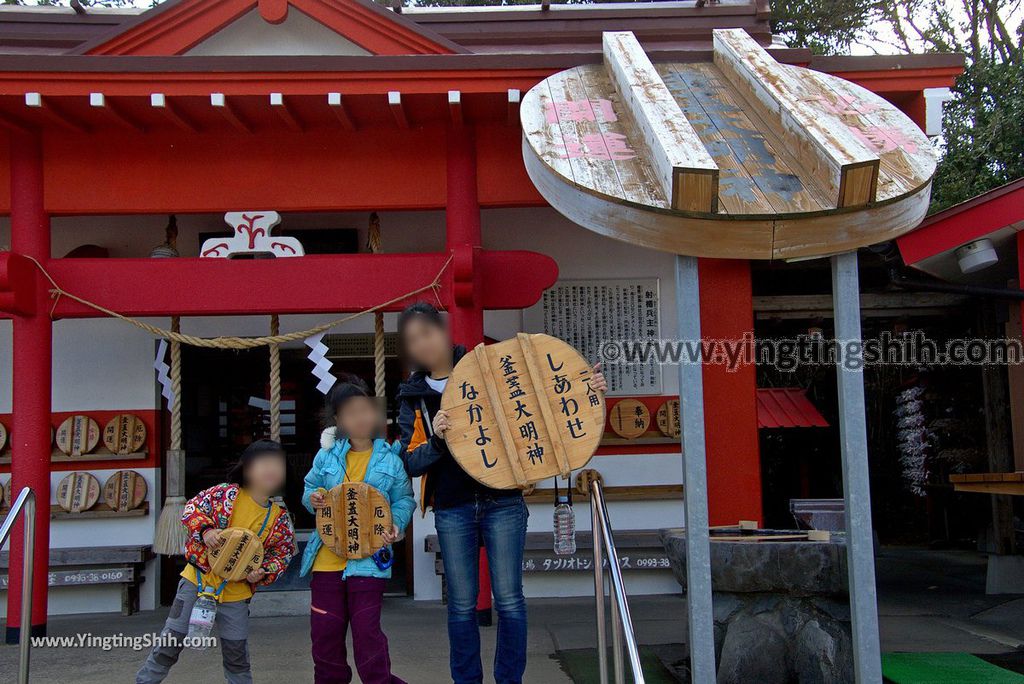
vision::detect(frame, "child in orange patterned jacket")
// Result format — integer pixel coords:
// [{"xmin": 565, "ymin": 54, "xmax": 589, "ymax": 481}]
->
[{"xmin": 136, "ymin": 439, "xmax": 296, "ymax": 684}]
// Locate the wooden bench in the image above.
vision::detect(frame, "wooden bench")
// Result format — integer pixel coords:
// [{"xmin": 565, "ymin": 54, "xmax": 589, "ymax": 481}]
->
[
  {"xmin": 950, "ymin": 472, "xmax": 1024, "ymax": 496},
  {"xmin": 425, "ymin": 529, "xmax": 671, "ymax": 578},
  {"xmin": 0, "ymin": 545, "xmax": 153, "ymax": 616}
]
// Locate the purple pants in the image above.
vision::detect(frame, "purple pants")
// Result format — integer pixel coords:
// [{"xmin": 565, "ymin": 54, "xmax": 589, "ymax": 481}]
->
[{"xmin": 310, "ymin": 572, "xmax": 407, "ymax": 684}]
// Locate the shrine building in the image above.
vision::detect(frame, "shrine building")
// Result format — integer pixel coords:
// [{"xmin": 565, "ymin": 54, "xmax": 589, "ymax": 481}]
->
[{"xmin": 0, "ymin": 0, "xmax": 962, "ymax": 634}]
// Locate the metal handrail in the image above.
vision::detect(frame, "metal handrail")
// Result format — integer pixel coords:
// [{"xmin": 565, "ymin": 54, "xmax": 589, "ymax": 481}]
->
[
  {"xmin": 0, "ymin": 487, "xmax": 37, "ymax": 684},
  {"xmin": 591, "ymin": 480, "xmax": 645, "ymax": 684}
]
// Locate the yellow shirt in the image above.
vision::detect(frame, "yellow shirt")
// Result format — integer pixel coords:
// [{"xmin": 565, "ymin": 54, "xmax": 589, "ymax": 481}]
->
[
  {"xmin": 182, "ymin": 488, "xmax": 280, "ymax": 603},
  {"xmin": 312, "ymin": 449, "xmax": 373, "ymax": 573}
]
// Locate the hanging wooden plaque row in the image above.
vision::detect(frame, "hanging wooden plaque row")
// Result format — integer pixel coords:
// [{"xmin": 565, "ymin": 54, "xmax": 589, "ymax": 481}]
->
[
  {"xmin": 442, "ymin": 333, "xmax": 605, "ymax": 490},
  {"xmin": 208, "ymin": 528, "xmax": 265, "ymax": 582},
  {"xmin": 316, "ymin": 483, "xmax": 393, "ymax": 560}
]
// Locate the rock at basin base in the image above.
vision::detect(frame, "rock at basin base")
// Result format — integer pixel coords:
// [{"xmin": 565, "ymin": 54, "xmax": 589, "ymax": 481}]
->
[{"xmin": 661, "ymin": 528, "xmax": 854, "ymax": 684}]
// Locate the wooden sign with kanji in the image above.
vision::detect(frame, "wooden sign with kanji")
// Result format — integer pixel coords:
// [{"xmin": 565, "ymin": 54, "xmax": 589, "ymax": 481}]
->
[
  {"xmin": 103, "ymin": 414, "xmax": 148, "ymax": 455},
  {"xmin": 56, "ymin": 471, "xmax": 101, "ymax": 513},
  {"xmin": 55, "ymin": 415, "xmax": 100, "ymax": 457},
  {"xmin": 316, "ymin": 482, "xmax": 392, "ymax": 560},
  {"xmin": 441, "ymin": 333, "xmax": 605, "ymax": 489},
  {"xmin": 103, "ymin": 470, "xmax": 148, "ymax": 512},
  {"xmin": 208, "ymin": 528, "xmax": 264, "ymax": 582}
]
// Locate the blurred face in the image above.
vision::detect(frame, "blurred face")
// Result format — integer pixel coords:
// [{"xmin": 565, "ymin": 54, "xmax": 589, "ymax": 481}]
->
[
  {"xmin": 403, "ymin": 317, "xmax": 451, "ymax": 373},
  {"xmin": 245, "ymin": 452, "xmax": 286, "ymax": 494},
  {"xmin": 336, "ymin": 395, "xmax": 381, "ymax": 441}
]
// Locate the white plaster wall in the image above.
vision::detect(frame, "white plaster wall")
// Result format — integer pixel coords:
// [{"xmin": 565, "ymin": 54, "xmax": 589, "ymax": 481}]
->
[{"xmin": 186, "ymin": 8, "xmax": 372, "ymax": 57}]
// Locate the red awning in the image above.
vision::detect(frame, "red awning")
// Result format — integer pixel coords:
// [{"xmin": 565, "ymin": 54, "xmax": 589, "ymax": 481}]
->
[{"xmin": 756, "ymin": 388, "xmax": 829, "ymax": 429}]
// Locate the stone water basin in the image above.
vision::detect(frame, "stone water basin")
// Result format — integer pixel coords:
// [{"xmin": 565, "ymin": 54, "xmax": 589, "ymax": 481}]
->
[{"xmin": 660, "ymin": 527, "xmax": 853, "ymax": 684}]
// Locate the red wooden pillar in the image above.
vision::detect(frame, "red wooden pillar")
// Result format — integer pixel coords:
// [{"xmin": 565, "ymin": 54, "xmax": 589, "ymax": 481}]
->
[
  {"xmin": 697, "ymin": 258, "xmax": 763, "ymax": 525},
  {"xmin": 5, "ymin": 130, "xmax": 52, "ymax": 643},
  {"xmin": 445, "ymin": 124, "xmax": 493, "ymax": 624}
]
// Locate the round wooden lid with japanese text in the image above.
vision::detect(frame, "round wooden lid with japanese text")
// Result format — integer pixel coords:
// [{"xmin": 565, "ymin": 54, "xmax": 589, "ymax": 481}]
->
[
  {"xmin": 56, "ymin": 472, "xmax": 101, "ymax": 513},
  {"xmin": 0, "ymin": 422, "xmax": 7, "ymax": 453},
  {"xmin": 316, "ymin": 482, "xmax": 393, "ymax": 560},
  {"xmin": 103, "ymin": 470, "xmax": 148, "ymax": 512},
  {"xmin": 55, "ymin": 415, "xmax": 100, "ymax": 457},
  {"xmin": 103, "ymin": 414, "xmax": 148, "ymax": 455},
  {"xmin": 441, "ymin": 333, "xmax": 605, "ymax": 490},
  {"xmin": 208, "ymin": 528, "xmax": 264, "ymax": 582},
  {"xmin": 656, "ymin": 399, "xmax": 681, "ymax": 439},
  {"xmin": 609, "ymin": 399, "xmax": 650, "ymax": 439},
  {"xmin": 521, "ymin": 30, "xmax": 937, "ymax": 260}
]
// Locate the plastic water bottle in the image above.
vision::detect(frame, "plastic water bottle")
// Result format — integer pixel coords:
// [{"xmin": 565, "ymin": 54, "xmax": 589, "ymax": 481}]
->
[
  {"xmin": 553, "ymin": 494, "xmax": 577, "ymax": 555},
  {"xmin": 187, "ymin": 593, "xmax": 217, "ymax": 648}
]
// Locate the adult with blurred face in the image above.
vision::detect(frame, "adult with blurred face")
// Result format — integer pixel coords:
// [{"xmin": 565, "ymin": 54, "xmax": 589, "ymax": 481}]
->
[{"xmin": 394, "ymin": 302, "xmax": 606, "ymax": 684}]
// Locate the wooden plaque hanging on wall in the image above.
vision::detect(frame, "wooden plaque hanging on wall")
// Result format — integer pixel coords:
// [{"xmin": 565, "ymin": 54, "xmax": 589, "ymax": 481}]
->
[
  {"xmin": 103, "ymin": 470, "xmax": 148, "ymax": 511},
  {"xmin": 656, "ymin": 400, "xmax": 681, "ymax": 439},
  {"xmin": 55, "ymin": 415, "xmax": 100, "ymax": 457},
  {"xmin": 208, "ymin": 528, "xmax": 264, "ymax": 582},
  {"xmin": 103, "ymin": 414, "xmax": 148, "ymax": 455},
  {"xmin": 441, "ymin": 333, "xmax": 605, "ymax": 490},
  {"xmin": 56, "ymin": 472, "xmax": 101, "ymax": 513},
  {"xmin": 316, "ymin": 483, "xmax": 392, "ymax": 560},
  {"xmin": 0, "ymin": 422, "xmax": 7, "ymax": 453}
]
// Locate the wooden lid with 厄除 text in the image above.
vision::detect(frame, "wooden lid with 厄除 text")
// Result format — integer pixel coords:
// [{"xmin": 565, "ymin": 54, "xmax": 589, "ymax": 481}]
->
[
  {"xmin": 441, "ymin": 333, "xmax": 605, "ymax": 490},
  {"xmin": 316, "ymin": 482, "xmax": 392, "ymax": 560}
]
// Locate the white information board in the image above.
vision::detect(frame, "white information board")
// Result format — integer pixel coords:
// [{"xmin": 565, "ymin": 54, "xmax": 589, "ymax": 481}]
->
[{"xmin": 526, "ymin": 279, "xmax": 662, "ymax": 396}]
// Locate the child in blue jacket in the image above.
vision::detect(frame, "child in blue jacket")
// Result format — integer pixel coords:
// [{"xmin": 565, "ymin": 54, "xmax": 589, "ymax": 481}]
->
[{"xmin": 300, "ymin": 378, "xmax": 415, "ymax": 684}]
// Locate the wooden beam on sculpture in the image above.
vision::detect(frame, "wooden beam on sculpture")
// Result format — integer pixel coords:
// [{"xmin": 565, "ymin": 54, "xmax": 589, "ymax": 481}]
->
[
  {"xmin": 712, "ymin": 29, "xmax": 880, "ymax": 208},
  {"xmin": 603, "ymin": 31, "xmax": 719, "ymax": 212}
]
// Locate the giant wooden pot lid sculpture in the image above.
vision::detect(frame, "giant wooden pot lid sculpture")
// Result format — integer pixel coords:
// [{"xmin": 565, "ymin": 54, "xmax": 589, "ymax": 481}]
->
[
  {"xmin": 521, "ymin": 30, "xmax": 937, "ymax": 260},
  {"xmin": 442, "ymin": 333, "xmax": 605, "ymax": 489}
]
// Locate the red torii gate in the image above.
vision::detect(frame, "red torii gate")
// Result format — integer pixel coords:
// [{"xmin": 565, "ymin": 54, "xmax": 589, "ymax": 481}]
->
[{"xmin": 0, "ymin": 126, "xmax": 557, "ymax": 640}]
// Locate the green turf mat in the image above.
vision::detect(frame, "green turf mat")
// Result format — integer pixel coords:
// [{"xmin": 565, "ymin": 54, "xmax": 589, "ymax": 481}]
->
[
  {"xmin": 554, "ymin": 646, "xmax": 679, "ymax": 684},
  {"xmin": 883, "ymin": 652, "xmax": 1024, "ymax": 683}
]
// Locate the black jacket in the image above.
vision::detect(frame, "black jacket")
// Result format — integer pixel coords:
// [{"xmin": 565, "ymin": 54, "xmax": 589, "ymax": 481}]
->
[{"xmin": 396, "ymin": 345, "xmax": 520, "ymax": 510}]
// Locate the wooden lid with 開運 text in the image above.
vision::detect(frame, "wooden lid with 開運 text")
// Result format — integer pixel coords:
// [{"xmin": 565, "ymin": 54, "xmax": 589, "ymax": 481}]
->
[
  {"xmin": 103, "ymin": 470, "xmax": 148, "ymax": 512},
  {"xmin": 316, "ymin": 482, "xmax": 392, "ymax": 560},
  {"xmin": 55, "ymin": 415, "xmax": 100, "ymax": 457},
  {"xmin": 441, "ymin": 333, "xmax": 605, "ymax": 490},
  {"xmin": 56, "ymin": 471, "xmax": 101, "ymax": 513},
  {"xmin": 208, "ymin": 528, "xmax": 264, "ymax": 582},
  {"xmin": 103, "ymin": 414, "xmax": 148, "ymax": 455},
  {"xmin": 656, "ymin": 399, "xmax": 681, "ymax": 439}
]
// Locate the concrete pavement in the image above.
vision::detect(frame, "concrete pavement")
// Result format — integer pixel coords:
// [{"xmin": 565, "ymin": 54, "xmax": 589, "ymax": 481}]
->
[{"xmin": 2, "ymin": 548, "xmax": 1023, "ymax": 682}]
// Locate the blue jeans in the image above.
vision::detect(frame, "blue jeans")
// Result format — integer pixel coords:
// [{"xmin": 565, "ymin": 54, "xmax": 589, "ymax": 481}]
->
[{"xmin": 434, "ymin": 495, "xmax": 529, "ymax": 684}]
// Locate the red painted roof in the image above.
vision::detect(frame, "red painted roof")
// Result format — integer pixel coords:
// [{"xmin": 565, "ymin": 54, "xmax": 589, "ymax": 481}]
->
[
  {"xmin": 756, "ymin": 388, "xmax": 829, "ymax": 429},
  {"xmin": 896, "ymin": 177, "xmax": 1024, "ymax": 266}
]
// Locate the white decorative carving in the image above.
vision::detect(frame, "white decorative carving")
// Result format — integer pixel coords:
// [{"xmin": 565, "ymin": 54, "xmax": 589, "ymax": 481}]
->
[{"xmin": 200, "ymin": 211, "xmax": 305, "ymax": 259}]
